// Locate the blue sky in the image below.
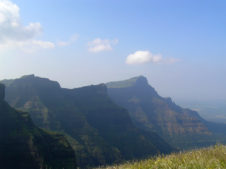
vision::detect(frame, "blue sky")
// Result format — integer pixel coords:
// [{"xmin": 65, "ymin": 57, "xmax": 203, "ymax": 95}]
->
[{"xmin": 0, "ymin": 0, "xmax": 226, "ymax": 102}]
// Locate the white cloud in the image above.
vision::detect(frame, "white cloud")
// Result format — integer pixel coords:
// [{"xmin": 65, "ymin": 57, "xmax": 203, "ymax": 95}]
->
[
  {"xmin": 57, "ymin": 34, "xmax": 78, "ymax": 47},
  {"xmin": 88, "ymin": 38, "xmax": 118, "ymax": 53},
  {"xmin": 0, "ymin": 0, "xmax": 54, "ymax": 53},
  {"xmin": 0, "ymin": 40, "xmax": 55, "ymax": 53},
  {"xmin": 20, "ymin": 40, "xmax": 55, "ymax": 53},
  {"xmin": 126, "ymin": 50, "xmax": 179, "ymax": 65},
  {"xmin": 126, "ymin": 51, "xmax": 162, "ymax": 65}
]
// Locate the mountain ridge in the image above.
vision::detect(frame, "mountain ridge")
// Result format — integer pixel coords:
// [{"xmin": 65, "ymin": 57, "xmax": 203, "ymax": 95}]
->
[
  {"xmin": 107, "ymin": 76, "xmax": 151, "ymax": 89},
  {"xmin": 1, "ymin": 75, "xmax": 174, "ymax": 168},
  {"xmin": 106, "ymin": 76, "xmax": 226, "ymax": 149}
]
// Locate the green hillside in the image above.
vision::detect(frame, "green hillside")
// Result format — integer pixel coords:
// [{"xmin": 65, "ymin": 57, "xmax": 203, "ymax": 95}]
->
[
  {"xmin": 100, "ymin": 145, "xmax": 226, "ymax": 169},
  {"xmin": 2, "ymin": 75, "xmax": 174, "ymax": 168},
  {"xmin": 0, "ymin": 83, "xmax": 77, "ymax": 169}
]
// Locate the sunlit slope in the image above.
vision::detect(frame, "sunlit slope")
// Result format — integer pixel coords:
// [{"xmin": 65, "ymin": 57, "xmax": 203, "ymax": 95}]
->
[{"xmin": 101, "ymin": 145, "xmax": 226, "ymax": 169}]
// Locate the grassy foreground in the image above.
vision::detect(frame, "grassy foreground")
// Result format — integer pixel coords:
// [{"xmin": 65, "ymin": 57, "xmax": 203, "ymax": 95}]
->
[{"xmin": 99, "ymin": 145, "xmax": 226, "ymax": 169}]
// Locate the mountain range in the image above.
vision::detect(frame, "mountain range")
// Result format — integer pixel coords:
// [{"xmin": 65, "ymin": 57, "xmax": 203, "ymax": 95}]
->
[
  {"xmin": 1, "ymin": 75, "xmax": 173, "ymax": 168},
  {"xmin": 2, "ymin": 74, "xmax": 226, "ymax": 168}
]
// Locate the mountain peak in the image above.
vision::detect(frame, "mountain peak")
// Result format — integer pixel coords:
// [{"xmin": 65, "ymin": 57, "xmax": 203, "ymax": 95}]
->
[
  {"xmin": 132, "ymin": 75, "xmax": 147, "ymax": 80},
  {"xmin": 9, "ymin": 74, "xmax": 61, "ymax": 89},
  {"xmin": 21, "ymin": 74, "xmax": 35, "ymax": 79},
  {"xmin": 132, "ymin": 75, "xmax": 148, "ymax": 84},
  {"xmin": 0, "ymin": 84, "xmax": 5, "ymax": 100},
  {"xmin": 106, "ymin": 75, "xmax": 149, "ymax": 88}
]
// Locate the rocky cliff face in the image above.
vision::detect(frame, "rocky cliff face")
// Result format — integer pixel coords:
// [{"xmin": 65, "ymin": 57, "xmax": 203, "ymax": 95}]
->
[
  {"xmin": 0, "ymin": 83, "xmax": 76, "ymax": 169},
  {"xmin": 107, "ymin": 76, "xmax": 226, "ymax": 149}
]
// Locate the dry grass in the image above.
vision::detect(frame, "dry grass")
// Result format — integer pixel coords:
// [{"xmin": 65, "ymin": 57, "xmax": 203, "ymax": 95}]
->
[{"xmin": 98, "ymin": 145, "xmax": 226, "ymax": 169}]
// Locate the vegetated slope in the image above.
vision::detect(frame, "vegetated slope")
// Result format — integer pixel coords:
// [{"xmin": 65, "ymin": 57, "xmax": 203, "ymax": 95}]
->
[
  {"xmin": 106, "ymin": 76, "xmax": 226, "ymax": 149},
  {"xmin": 2, "ymin": 75, "xmax": 174, "ymax": 168},
  {"xmin": 100, "ymin": 144, "xmax": 226, "ymax": 169},
  {"xmin": 0, "ymin": 84, "xmax": 76, "ymax": 169}
]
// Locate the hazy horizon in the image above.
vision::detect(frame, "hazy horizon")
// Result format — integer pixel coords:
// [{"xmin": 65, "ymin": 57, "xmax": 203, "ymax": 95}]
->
[{"xmin": 1, "ymin": 0, "xmax": 226, "ymax": 102}]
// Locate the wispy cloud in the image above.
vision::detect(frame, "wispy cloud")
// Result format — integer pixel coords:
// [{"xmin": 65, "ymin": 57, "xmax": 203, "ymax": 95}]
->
[
  {"xmin": 166, "ymin": 57, "xmax": 180, "ymax": 64},
  {"xmin": 126, "ymin": 50, "xmax": 179, "ymax": 65},
  {"xmin": 57, "ymin": 34, "xmax": 78, "ymax": 47},
  {"xmin": 88, "ymin": 38, "xmax": 118, "ymax": 53},
  {"xmin": 0, "ymin": 0, "xmax": 54, "ymax": 53}
]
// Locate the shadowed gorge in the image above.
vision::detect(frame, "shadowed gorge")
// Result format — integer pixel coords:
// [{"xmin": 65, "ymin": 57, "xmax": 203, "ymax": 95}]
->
[
  {"xmin": 2, "ymin": 75, "xmax": 174, "ymax": 168},
  {"xmin": 0, "ymin": 83, "xmax": 77, "ymax": 169}
]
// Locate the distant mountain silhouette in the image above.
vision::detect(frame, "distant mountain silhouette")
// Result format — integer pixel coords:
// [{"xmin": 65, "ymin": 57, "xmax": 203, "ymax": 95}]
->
[
  {"xmin": 2, "ymin": 75, "xmax": 174, "ymax": 168},
  {"xmin": 107, "ymin": 76, "xmax": 226, "ymax": 149},
  {"xmin": 0, "ymin": 83, "xmax": 76, "ymax": 169}
]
